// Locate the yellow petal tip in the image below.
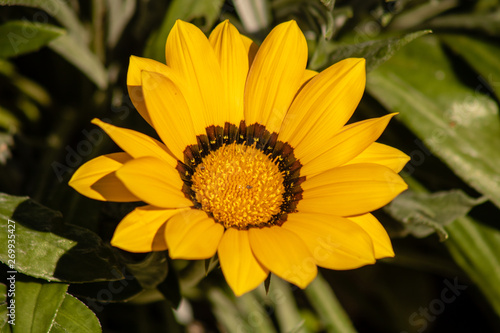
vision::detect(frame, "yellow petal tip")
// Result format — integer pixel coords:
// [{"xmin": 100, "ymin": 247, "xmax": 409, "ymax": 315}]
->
[{"xmin": 90, "ymin": 118, "xmax": 102, "ymax": 126}]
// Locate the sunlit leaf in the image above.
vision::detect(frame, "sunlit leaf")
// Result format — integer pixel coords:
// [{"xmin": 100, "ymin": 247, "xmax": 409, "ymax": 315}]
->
[
  {"xmin": 14, "ymin": 280, "xmax": 68, "ymax": 333},
  {"xmin": 49, "ymin": 294, "xmax": 101, "ymax": 333},
  {"xmin": 0, "ymin": 21, "xmax": 65, "ymax": 59},
  {"xmin": 0, "ymin": 283, "xmax": 10, "ymax": 333},
  {"xmin": 0, "ymin": 193, "xmax": 125, "ymax": 282},
  {"xmin": 367, "ymin": 36, "xmax": 500, "ymax": 208}
]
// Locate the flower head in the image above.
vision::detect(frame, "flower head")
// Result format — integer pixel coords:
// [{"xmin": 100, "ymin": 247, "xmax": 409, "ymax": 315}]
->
[{"xmin": 69, "ymin": 19, "xmax": 409, "ymax": 296}]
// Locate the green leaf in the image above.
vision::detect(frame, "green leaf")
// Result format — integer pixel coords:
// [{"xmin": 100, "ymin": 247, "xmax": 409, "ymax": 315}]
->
[
  {"xmin": 0, "ymin": 193, "xmax": 125, "ymax": 283},
  {"xmin": 385, "ymin": 189, "xmax": 487, "ymax": 241},
  {"xmin": 235, "ymin": 291, "xmax": 276, "ymax": 333},
  {"xmin": 367, "ymin": 36, "xmax": 500, "ymax": 208},
  {"xmin": 320, "ymin": 0, "xmax": 335, "ymax": 11},
  {"xmin": 406, "ymin": 178, "xmax": 500, "ymax": 317},
  {"xmin": 0, "ymin": 283, "xmax": 11, "ymax": 333},
  {"xmin": 143, "ymin": 0, "xmax": 225, "ymax": 62},
  {"xmin": 330, "ymin": 30, "xmax": 431, "ymax": 72},
  {"xmin": 125, "ymin": 252, "xmax": 168, "ymax": 289},
  {"xmin": 0, "ymin": 0, "xmax": 87, "ymax": 42},
  {"xmin": 446, "ymin": 216, "xmax": 500, "ymax": 316},
  {"xmin": 49, "ymin": 294, "xmax": 101, "ymax": 333},
  {"xmin": 1, "ymin": 2, "xmax": 107, "ymax": 88},
  {"xmin": 0, "ymin": 284, "xmax": 5, "ymax": 304},
  {"xmin": 271, "ymin": 277, "xmax": 311, "ymax": 333},
  {"xmin": 204, "ymin": 254, "xmax": 219, "ymax": 276},
  {"xmin": 106, "ymin": 0, "xmax": 136, "ymax": 48},
  {"xmin": 233, "ymin": 0, "xmax": 271, "ymax": 33},
  {"xmin": 0, "ymin": 312, "xmax": 12, "ymax": 333},
  {"xmin": 208, "ymin": 288, "xmax": 254, "ymax": 332},
  {"xmin": 304, "ymin": 273, "xmax": 356, "ymax": 333},
  {"xmin": 156, "ymin": 259, "xmax": 181, "ymax": 308},
  {"xmin": 0, "ymin": 59, "xmax": 52, "ymax": 107},
  {"xmin": 309, "ymin": 37, "xmax": 330, "ymax": 71},
  {"xmin": 9, "ymin": 279, "xmax": 101, "ymax": 333},
  {"xmin": 440, "ymin": 34, "xmax": 500, "ymax": 101},
  {"xmin": 427, "ymin": 11, "xmax": 500, "ymax": 37},
  {"xmin": 49, "ymin": 34, "xmax": 108, "ymax": 89},
  {"xmin": 389, "ymin": 0, "xmax": 460, "ymax": 30},
  {"xmin": 0, "ymin": 21, "xmax": 65, "ymax": 58},
  {"xmin": 474, "ymin": 0, "xmax": 500, "ymax": 12},
  {"xmin": 14, "ymin": 280, "xmax": 68, "ymax": 333},
  {"xmin": 68, "ymin": 269, "xmax": 143, "ymax": 303},
  {"xmin": 264, "ymin": 273, "xmax": 271, "ymax": 294}
]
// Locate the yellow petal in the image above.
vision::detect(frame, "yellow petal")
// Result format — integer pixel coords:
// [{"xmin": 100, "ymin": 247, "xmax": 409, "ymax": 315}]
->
[
  {"xmin": 279, "ymin": 58, "xmax": 366, "ymax": 149},
  {"xmin": 209, "ymin": 20, "xmax": 248, "ymax": 125},
  {"xmin": 248, "ymin": 226, "xmax": 317, "ymax": 289},
  {"xmin": 141, "ymin": 71, "xmax": 198, "ymax": 160},
  {"xmin": 116, "ymin": 156, "xmax": 192, "ymax": 208},
  {"xmin": 218, "ymin": 228, "xmax": 269, "ymax": 296},
  {"xmin": 344, "ymin": 142, "xmax": 410, "ymax": 173},
  {"xmin": 244, "ymin": 21, "xmax": 307, "ymax": 133},
  {"xmin": 301, "ymin": 69, "xmax": 318, "ymax": 86},
  {"xmin": 283, "ymin": 213, "xmax": 376, "ymax": 269},
  {"xmin": 300, "ymin": 114, "xmax": 396, "ymax": 177},
  {"xmin": 240, "ymin": 34, "xmax": 259, "ymax": 67},
  {"xmin": 347, "ymin": 213, "xmax": 394, "ymax": 259},
  {"xmin": 291, "ymin": 70, "xmax": 319, "ymax": 101},
  {"xmin": 91, "ymin": 118, "xmax": 177, "ymax": 168},
  {"xmin": 69, "ymin": 153, "xmax": 139, "ymax": 202},
  {"xmin": 166, "ymin": 209, "xmax": 224, "ymax": 259},
  {"xmin": 299, "ymin": 163, "xmax": 408, "ymax": 216},
  {"xmin": 166, "ymin": 20, "xmax": 225, "ymax": 128},
  {"xmin": 111, "ymin": 205, "xmax": 189, "ymax": 253},
  {"xmin": 127, "ymin": 55, "xmax": 177, "ymax": 126}
]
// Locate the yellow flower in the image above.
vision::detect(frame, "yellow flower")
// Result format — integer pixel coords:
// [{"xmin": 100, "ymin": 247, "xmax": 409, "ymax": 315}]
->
[{"xmin": 69, "ymin": 20, "xmax": 409, "ymax": 296}]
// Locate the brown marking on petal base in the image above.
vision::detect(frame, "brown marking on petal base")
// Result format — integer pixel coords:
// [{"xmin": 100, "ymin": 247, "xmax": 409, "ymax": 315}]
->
[{"xmin": 178, "ymin": 122, "xmax": 304, "ymax": 229}]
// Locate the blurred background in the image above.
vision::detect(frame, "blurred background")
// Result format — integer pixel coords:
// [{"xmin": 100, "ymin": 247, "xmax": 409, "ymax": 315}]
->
[{"xmin": 1, "ymin": 0, "xmax": 500, "ymax": 332}]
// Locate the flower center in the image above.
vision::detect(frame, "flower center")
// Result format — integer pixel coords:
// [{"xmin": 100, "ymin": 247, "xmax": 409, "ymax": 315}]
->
[{"xmin": 191, "ymin": 142, "xmax": 285, "ymax": 229}]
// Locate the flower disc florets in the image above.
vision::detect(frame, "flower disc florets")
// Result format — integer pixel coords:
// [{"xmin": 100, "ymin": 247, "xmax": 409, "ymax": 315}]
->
[{"xmin": 191, "ymin": 143, "xmax": 285, "ymax": 229}]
